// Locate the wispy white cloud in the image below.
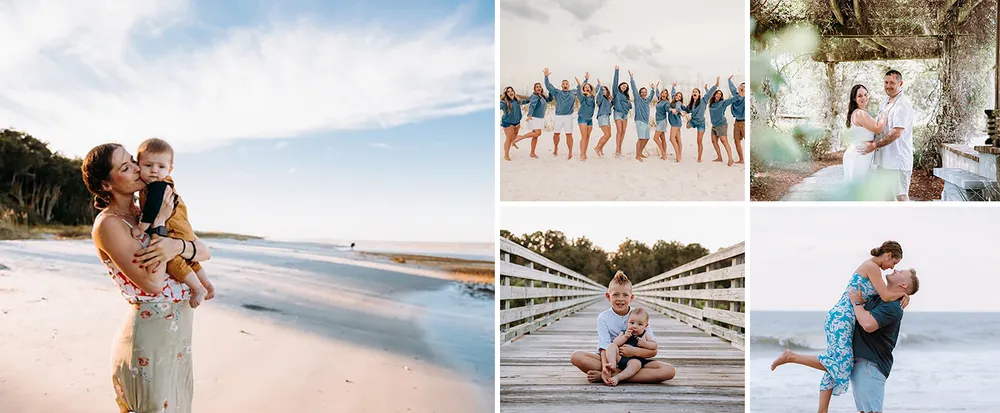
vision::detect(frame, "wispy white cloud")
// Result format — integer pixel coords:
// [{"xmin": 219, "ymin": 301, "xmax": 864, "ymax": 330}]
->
[
  {"xmin": 369, "ymin": 142, "xmax": 394, "ymax": 150},
  {"xmin": 0, "ymin": 0, "xmax": 494, "ymax": 157},
  {"xmin": 274, "ymin": 141, "xmax": 288, "ymax": 150}
]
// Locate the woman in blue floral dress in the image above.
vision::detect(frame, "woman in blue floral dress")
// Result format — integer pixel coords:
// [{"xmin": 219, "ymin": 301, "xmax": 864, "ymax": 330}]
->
[{"xmin": 770, "ymin": 241, "xmax": 909, "ymax": 412}]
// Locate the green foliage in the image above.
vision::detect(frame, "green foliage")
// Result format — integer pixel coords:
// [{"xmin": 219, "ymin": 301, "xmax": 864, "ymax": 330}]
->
[
  {"xmin": 0, "ymin": 129, "xmax": 95, "ymax": 227},
  {"xmin": 500, "ymin": 229, "xmax": 709, "ymax": 286},
  {"xmin": 792, "ymin": 125, "xmax": 832, "ymax": 160}
]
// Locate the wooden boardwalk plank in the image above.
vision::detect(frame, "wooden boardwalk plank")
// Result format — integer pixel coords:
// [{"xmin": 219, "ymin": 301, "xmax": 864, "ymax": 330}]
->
[{"xmin": 500, "ymin": 302, "xmax": 745, "ymax": 412}]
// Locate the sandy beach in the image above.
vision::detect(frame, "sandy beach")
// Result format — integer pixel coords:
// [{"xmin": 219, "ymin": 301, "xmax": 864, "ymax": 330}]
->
[
  {"xmin": 498, "ymin": 126, "xmax": 745, "ymax": 201},
  {"xmin": 0, "ymin": 238, "xmax": 494, "ymax": 413}
]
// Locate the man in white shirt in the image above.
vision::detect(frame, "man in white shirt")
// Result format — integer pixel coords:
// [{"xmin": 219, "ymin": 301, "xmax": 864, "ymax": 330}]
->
[{"xmin": 862, "ymin": 70, "xmax": 914, "ymax": 201}]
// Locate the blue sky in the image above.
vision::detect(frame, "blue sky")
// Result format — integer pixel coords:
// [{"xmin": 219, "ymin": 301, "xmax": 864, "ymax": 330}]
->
[{"xmin": 0, "ymin": 0, "xmax": 494, "ymax": 242}]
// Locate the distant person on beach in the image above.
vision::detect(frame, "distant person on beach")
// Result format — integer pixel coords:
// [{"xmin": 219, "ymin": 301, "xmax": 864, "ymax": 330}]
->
[
  {"xmin": 512, "ymin": 82, "xmax": 552, "ymax": 158},
  {"xmin": 83, "ymin": 143, "xmax": 213, "ymax": 412},
  {"xmin": 575, "ymin": 73, "xmax": 596, "ymax": 161},
  {"xmin": 351, "ymin": 242, "xmax": 356, "ymax": 250},
  {"xmin": 686, "ymin": 84, "xmax": 711, "ymax": 162},
  {"xmin": 570, "ymin": 271, "xmax": 675, "ymax": 385},
  {"xmin": 669, "ymin": 84, "xmax": 689, "ymax": 162},
  {"xmin": 593, "ymin": 82, "xmax": 614, "ymax": 157},
  {"xmin": 135, "ymin": 138, "xmax": 216, "ymax": 308},
  {"xmin": 601, "ymin": 307, "xmax": 657, "ymax": 386},
  {"xmin": 728, "ymin": 75, "xmax": 746, "ymax": 164},
  {"xmin": 543, "ymin": 68, "xmax": 580, "ymax": 159},
  {"xmin": 707, "ymin": 76, "xmax": 739, "ymax": 167},
  {"xmin": 630, "ymin": 72, "xmax": 657, "ymax": 162},
  {"xmin": 611, "ymin": 66, "xmax": 633, "ymax": 157},
  {"xmin": 501, "ymin": 86, "xmax": 531, "ymax": 161},
  {"xmin": 770, "ymin": 241, "xmax": 917, "ymax": 413},
  {"xmin": 860, "ymin": 70, "xmax": 914, "ymax": 201}
]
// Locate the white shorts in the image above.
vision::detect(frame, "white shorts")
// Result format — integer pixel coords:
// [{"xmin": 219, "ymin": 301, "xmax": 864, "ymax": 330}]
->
[
  {"xmin": 876, "ymin": 167, "xmax": 912, "ymax": 197},
  {"xmin": 527, "ymin": 117, "xmax": 545, "ymax": 131},
  {"xmin": 554, "ymin": 115, "xmax": 574, "ymax": 134}
]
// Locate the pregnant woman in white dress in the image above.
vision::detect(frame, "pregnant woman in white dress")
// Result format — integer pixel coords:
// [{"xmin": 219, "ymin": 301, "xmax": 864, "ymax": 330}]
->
[{"xmin": 843, "ymin": 85, "xmax": 887, "ymax": 184}]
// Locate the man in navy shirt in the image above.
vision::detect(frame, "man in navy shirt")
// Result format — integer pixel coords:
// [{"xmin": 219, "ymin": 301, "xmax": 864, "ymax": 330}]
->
[{"xmin": 847, "ymin": 268, "xmax": 919, "ymax": 413}]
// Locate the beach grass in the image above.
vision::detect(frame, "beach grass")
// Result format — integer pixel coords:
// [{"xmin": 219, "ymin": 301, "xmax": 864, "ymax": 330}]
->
[
  {"xmin": 358, "ymin": 251, "xmax": 495, "ymax": 284},
  {"xmin": 194, "ymin": 231, "xmax": 264, "ymax": 241}
]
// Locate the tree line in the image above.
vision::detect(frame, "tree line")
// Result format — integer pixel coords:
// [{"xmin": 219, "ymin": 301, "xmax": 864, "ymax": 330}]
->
[
  {"xmin": 500, "ymin": 229, "xmax": 710, "ymax": 286},
  {"xmin": 0, "ymin": 129, "xmax": 94, "ymax": 226}
]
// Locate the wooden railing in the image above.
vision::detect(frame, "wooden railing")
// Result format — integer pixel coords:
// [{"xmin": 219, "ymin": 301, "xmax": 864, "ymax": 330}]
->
[
  {"xmin": 633, "ymin": 242, "xmax": 746, "ymax": 349},
  {"xmin": 498, "ymin": 238, "xmax": 605, "ymax": 344}
]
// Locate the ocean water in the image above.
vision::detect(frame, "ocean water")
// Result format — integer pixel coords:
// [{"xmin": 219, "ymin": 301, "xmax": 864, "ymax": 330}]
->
[
  {"xmin": 750, "ymin": 311, "xmax": 1000, "ymax": 412},
  {"xmin": 402, "ymin": 283, "xmax": 495, "ymax": 411}
]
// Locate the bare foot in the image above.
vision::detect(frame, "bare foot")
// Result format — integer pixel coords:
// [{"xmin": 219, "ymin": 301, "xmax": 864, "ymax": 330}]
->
[
  {"xmin": 189, "ymin": 286, "xmax": 207, "ymax": 309},
  {"xmin": 581, "ymin": 154, "xmax": 588, "ymax": 161},
  {"xmin": 586, "ymin": 370, "xmax": 603, "ymax": 383},
  {"xmin": 712, "ymin": 157, "xmax": 723, "ymax": 162},
  {"xmin": 567, "ymin": 153, "xmax": 573, "ymax": 160},
  {"xmin": 635, "ymin": 156, "xmax": 643, "ymax": 162},
  {"xmin": 199, "ymin": 276, "xmax": 215, "ymax": 300},
  {"xmin": 601, "ymin": 362, "xmax": 614, "ymax": 384},
  {"xmin": 728, "ymin": 159, "xmax": 734, "ymax": 167},
  {"xmin": 512, "ymin": 142, "xmax": 519, "ymax": 149},
  {"xmin": 530, "ymin": 153, "xmax": 539, "ymax": 159},
  {"xmin": 771, "ymin": 349, "xmax": 794, "ymax": 371},
  {"xmin": 661, "ymin": 156, "xmax": 667, "ymax": 160},
  {"xmin": 607, "ymin": 376, "xmax": 620, "ymax": 387},
  {"xmin": 553, "ymin": 150, "xmax": 559, "ymax": 157},
  {"xmin": 697, "ymin": 158, "xmax": 703, "ymax": 163},
  {"xmin": 504, "ymin": 156, "xmax": 512, "ymax": 161},
  {"xmin": 736, "ymin": 159, "xmax": 745, "ymax": 164}
]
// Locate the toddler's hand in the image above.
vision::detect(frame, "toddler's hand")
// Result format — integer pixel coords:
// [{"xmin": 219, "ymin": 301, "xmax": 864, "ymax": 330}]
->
[{"xmin": 129, "ymin": 226, "xmax": 143, "ymax": 240}]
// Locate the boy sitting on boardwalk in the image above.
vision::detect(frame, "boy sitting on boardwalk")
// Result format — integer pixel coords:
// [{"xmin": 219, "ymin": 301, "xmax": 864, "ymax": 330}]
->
[{"xmin": 570, "ymin": 271, "xmax": 676, "ymax": 385}]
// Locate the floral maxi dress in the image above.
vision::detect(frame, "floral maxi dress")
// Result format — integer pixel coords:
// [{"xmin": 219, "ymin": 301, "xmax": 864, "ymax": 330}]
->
[
  {"xmin": 102, "ymin": 214, "xmax": 194, "ymax": 413},
  {"xmin": 817, "ymin": 273, "xmax": 878, "ymax": 396}
]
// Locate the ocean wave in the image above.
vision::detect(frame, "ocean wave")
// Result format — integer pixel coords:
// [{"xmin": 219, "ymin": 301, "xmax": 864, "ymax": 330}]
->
[
  {"xmin": 751, "ymin": 332, "xmax": 971, "ymax": 353},
  {"xmin": 751, "ymin": 335, "xmax": 826, "ymax": 352}
]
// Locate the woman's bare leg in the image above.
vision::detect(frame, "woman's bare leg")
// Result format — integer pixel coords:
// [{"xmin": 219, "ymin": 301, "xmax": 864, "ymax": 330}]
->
[
  {"xmin": 512, "ymin": 124, "xmax": 521, "ymax": 149},
  {"xmin": 552, "ymin": 133, "xmax": 561, "ymax": 156},
  {"xmin": 696, "ymin": 130, "xmax": 706, "ymax": 162},
  {"xmin": 817, "ymin": 388, "xmax": 833, "ymax": 413},
  {"xmin": 503, "ymin": 126, "xmax": 516, "ymax": 161},
  {"xmin": 595, "ymin": 125, "xmax": 612, "ymax": 156},
  {"xmin": 670, "ymin": 128, "xmax": 683, "ymax": 162},
  {"xmin": 614, "ymin": 119, "xmax": 625, "ymax": 156},
  {"xmin": 530, "ymin": 135, "xmax": 539, "ymax": 158},
  {"xmin": 579, "ymin": 124, "xmax": 591, "ymax": 161},
  {"xmin": 771, "ymin": 349, "xmax": 826, "ymax": 372},
  {"xmin": 771, "ymin": 349, "xmax": 834, "ymax": 412},
  {"xmin": 654, "ymin": 132, "xmax": 667, "ymax": 160},
  {"xmin": 711, "ymin": 132, "xmax": 724, "ymax": 162},
  {"xmin": 608, "ymin": 359, "xmax": 643, "ymax": 387},
  {"xmin": 719, "ymin": 134, "xmax": 734, "ymax": 166}
]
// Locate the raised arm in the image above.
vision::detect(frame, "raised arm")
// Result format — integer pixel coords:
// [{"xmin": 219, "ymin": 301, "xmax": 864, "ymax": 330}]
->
[
  {"xmin": 543, "ymin": 75, "xmax": 558, "ymax": 95},
  {"xmin": 728, "ymin": 76, "xmax": 739, "ymax": 95},
  {"xmin": 859, "ymin": 260, "xmax": 906, "ymax": 303},
  {"xmin": 630, "ymin": 77, "xmax": 639, "ymax": 101},
  {"xmin": 613, "ymin": 66, "xmax": 620, "ymax": 98},
  {"xmin": 704, "ymin": 84, "xmax": 718, "ymax": 104}
]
